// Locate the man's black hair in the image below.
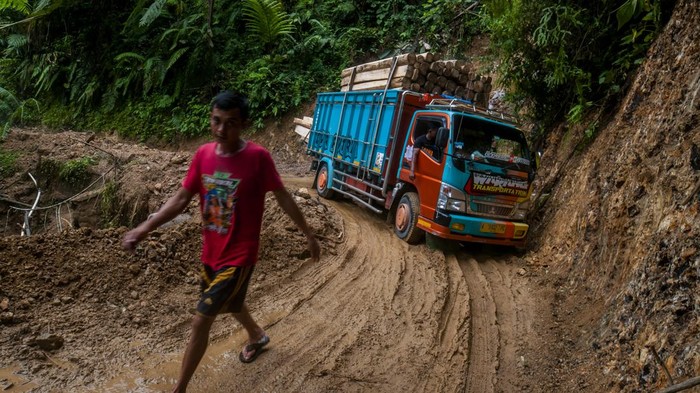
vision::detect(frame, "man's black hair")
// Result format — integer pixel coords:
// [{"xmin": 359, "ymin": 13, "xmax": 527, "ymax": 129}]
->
[{"xmin": 211, "ymin": 91, "xmax": 250, "ymax": 121}]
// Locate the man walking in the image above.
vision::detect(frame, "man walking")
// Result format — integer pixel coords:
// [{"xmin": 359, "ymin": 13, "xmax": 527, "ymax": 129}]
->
[{"xmin": 122, "ymin": 91, "xmax": 320, "ymax": 392}]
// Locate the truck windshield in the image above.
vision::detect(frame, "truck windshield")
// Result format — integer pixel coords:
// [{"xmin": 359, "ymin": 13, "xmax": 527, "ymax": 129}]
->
[{"xmin": 452, "ymin": 114, "xmax": 530, "ymax": 168}]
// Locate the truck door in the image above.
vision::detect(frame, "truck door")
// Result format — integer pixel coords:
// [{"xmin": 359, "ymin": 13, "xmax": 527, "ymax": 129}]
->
[{"xmin": 407, "ymin": 116, "xmax": 448, "ymax": 219}]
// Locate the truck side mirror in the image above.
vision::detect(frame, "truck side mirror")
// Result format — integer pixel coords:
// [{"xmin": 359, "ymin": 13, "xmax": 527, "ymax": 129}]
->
[
  {"xmin": 436, "ymin": 127, "xmax": 449, "ymax": 147},
  {"xmin": 530, "ymin": 151, "xmax": 542, "ymax": 171}
]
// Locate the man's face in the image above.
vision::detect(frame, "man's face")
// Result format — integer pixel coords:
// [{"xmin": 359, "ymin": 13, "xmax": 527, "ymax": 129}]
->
[
  {"xmin": 210, "ymin": 107, "xmax": 247, "ymax": 146},
  {"xmin": 428, "ymin": 128, "xmax": 438, "ymax": 139}
]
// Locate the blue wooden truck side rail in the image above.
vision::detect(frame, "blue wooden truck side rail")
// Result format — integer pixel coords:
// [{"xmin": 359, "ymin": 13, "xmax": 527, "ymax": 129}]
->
[
  {"xmin": 307, "ymin": 90, "xmax": 410, "ymax": 212},
  {"xmin": 308, "ymin": 90, "xmax": 400, "ymax": 172}
]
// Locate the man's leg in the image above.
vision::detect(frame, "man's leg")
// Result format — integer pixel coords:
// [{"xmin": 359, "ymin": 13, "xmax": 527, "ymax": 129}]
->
[
  {"xmin": 233, "ymin": 303, "xmax": 266, "ymax": 342},
  {"xmin": 172, "ymin": 314, "xmax": 216, "ymax": 393}
]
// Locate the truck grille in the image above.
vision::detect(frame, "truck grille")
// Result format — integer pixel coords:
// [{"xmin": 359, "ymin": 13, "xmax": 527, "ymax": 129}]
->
[{"xmin": 471, "ymin": 201, "xmax": 514, "ymax": 217}]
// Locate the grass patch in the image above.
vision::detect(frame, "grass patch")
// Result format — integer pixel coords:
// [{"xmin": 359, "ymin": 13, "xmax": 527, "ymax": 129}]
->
[
  {"xmin": 100, "ymin": 180, "xmax": 120, "ymax": 227},
  {"xmin": 0, "ymin": 147, "xmax": 19, "ymax": 177},
  {"xmin": 59, "ymin": 156, "xmax": 96, "ymax": 188}
]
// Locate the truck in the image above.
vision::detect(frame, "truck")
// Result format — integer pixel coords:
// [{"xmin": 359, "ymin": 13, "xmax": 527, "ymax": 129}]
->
[{"xmin": 306, "ymin": 89, "xmax": 536, "ymax": 247}]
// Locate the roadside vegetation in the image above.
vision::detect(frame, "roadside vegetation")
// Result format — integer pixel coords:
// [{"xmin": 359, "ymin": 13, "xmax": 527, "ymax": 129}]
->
[
  {"xmin": 0, "ymin": 0, "xmax": 675, "ymax": 143},
  {"xmin": 0, "ymin": 146, "xmax": 17, "ymax": 176}
]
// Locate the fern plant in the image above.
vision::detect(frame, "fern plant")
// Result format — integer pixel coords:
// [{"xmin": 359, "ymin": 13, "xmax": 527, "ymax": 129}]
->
[
  {"xmin": 140, "ymin": 0, "xmax": 167, "ymax": 27},
  {"xmin": 0, "ymin": 85, "xmax": 38, "ymax": 139},
  {"xmin": 0, "ymin": 0, "xmax": 29, "ymax": 14},
  {"xmin": 242, "ymin": 0, "xmax": 294, "ymax": 49}
]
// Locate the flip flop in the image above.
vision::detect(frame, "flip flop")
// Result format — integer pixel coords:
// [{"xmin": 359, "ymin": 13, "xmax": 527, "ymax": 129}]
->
[{"xmin": 239, "ymin": 334, "xmax": 270, "ymax": 363}]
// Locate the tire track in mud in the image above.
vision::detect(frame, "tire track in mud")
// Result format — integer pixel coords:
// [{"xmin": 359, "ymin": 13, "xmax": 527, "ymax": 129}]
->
[
  {"xmin": 458, "ymin": 254, "xmax": 499, "ymax": 393},
  {"xmin": 456, "ymin": 251, "xmax": 536, "ymax": 393},
  {"xmin": 476, "ymin": 255, "xmax": 523, "ymax": 393}
]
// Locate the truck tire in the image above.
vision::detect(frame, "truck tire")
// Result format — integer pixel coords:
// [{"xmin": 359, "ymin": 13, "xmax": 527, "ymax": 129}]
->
[
  {"xmin": 315, "ymin": 163, "xmax": 335, "ymax": 199},
  {"xmin": 394, "ymin": 192, "xmax": 425, "ymax": 244}
]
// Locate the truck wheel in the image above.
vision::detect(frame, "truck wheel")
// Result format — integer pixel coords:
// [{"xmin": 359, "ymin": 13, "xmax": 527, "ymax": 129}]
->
[
  {"xmin": 315, "ymin": 163, "xmax": 335, "ymax": 199},
  {"xmin": 394, "ymin": 192, "xmax": 424, "ymax": 244}
]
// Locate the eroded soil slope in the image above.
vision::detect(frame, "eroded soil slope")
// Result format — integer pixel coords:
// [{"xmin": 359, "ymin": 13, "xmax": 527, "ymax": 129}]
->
[{"xmin": 528, "ymin": 0, "xmax": 700, "ymax": 391}]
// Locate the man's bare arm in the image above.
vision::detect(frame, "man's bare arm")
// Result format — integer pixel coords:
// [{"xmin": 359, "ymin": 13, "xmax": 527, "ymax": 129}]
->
[
  {"xmin": 122, "ymin": 187, "xmax": 196, "ymax": 250},
  {"xmin": 273, "ymin": 187, "xmax": 320, "ymax": 262}
]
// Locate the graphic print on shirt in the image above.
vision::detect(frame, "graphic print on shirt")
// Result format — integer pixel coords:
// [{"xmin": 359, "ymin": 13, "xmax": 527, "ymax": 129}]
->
[{"xmin": 201, "ymin": 172, "xmax": 240, "ymax": 234}]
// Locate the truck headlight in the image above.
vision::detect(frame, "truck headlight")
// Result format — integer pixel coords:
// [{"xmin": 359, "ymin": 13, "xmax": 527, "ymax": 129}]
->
[
  {"xmin": 513, "ymin": 201, "xmax": 530, "ymax": 220},
  {"xmin": 513, "ymin": 208, "xmax": 528, "ymax": 220},
  {"xmin": 437, "ymin": 183, "xmax": 467, "ymax": 213}
]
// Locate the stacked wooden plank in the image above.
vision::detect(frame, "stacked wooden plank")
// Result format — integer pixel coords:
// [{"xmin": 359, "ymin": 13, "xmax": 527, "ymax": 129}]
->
[
  {"xmin": 293, "ymin": 116, "xmax": 313, "ymax": 143},
  {"xmin": 340, "ymin": 53, "xmax": 493, "ymax": 107}
]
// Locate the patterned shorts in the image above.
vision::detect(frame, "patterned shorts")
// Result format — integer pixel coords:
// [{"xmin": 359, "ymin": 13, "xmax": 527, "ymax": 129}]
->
[{"xmin": 197, "ymin": 265, "xmax": 254, "ymax": 317}]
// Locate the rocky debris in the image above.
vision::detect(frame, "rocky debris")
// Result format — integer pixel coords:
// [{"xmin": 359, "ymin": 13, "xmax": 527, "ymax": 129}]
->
[
  {"xmin": 0, "ymin": 379, "xmax": 14, "ymax": 391},
  {"xmin": 31, "ymin": 334, "xmax": 65, "ymax": 351},
  {"xmin": 0, "ymin": 312, "xmax": 13, "ymax": 324},
  {"xmin": 0, "ymin": 156, "xmax": 342, "ymax": 391}
]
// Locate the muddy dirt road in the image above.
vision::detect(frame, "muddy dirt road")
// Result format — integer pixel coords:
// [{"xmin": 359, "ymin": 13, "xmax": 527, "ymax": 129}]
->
[
  {"xmin": 91, "ymin": 195, "xmax": 546, "ymax": 393},
  {"xmin": 0, "ymin": 130, "xmax": 557, "ymax": 392}
]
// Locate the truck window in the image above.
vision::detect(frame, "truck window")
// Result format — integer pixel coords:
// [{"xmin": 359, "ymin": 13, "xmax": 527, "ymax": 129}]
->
[
  {"xmin": 452, "ymin": 115, "xmax": 530, "ymax": 167},
  {"xmin": 413, "ymin": 119, "xmax": 444, "ymax": 143},
  {"xmin": 412, "ymin": 117, "xmax": 445, "ymax": 161}
]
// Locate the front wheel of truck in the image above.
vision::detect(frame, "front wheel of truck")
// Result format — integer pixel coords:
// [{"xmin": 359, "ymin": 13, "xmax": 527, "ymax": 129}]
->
[
  {"xmin": 394, "ymin": 192, "xmax": 425, "ymax": 244},
  {"xmin": 315, "ymin": 163, "xmax": 335, "ymax": 199}
]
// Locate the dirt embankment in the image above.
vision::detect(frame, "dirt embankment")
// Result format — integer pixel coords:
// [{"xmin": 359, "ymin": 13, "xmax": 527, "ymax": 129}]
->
[{"xmin": 528, "ymin": 0, "xmax": 700, "ymax": 391}]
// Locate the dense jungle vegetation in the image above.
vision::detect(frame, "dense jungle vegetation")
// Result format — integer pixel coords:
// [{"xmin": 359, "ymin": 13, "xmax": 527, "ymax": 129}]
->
[{"xmin": 0, "ymin": 0, "xmax": 675, "ymax": 142}]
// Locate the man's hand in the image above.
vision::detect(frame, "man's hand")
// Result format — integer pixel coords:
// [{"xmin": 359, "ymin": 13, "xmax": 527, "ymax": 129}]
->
[
  {"xmin": 273, "ymin": 187, "xmax": 321, "ymax": 262},
  {"xmin": 409, "ymin": 171, "xmax": 415, "ymax": 180},
  {"xmin": 121, "ymin": 187, "xmax": 195, "ymax": 253},
  {"xmin": 306, "ymin": 233, "xmax": 321, "ymax": 262},
  {"xmin": 122, "ymin": 227, "xmax": 148, "ymax": 253}
]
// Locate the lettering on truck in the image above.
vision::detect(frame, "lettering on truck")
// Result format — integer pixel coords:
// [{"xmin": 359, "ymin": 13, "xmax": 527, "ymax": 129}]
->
[{"xmin": 470, "ymin": 173, "xmax": 529, "ymax": 198}]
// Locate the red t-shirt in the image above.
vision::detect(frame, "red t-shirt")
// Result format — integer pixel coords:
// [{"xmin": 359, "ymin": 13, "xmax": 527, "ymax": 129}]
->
[{"xmin": 182, "ymin": 142, "xmax": 283, "ymax": 270}]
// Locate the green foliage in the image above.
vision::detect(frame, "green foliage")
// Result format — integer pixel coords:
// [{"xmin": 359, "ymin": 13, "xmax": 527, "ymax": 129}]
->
[
  {"xmin": 580, "ymin": 119, "xmax": 600, "ymax": 150},
  {"xmin": 483, "ymin": 0, "xmax": 671, "ymax": 130},
  {"xmin": 40, "ymin": 104, "xmax": 75, "ymax": 129},
  {"xmin": 141, "ymin": 0, "xmax": 167, "ymax": 27},
  {"xmin": 0, "ymin": 0, "xmax": 674, "ymax": 145},
  {"xmin": 242, "ymin": 0, "xmax": 293, "ymax": 49},
  {"xmin": 616, "ymin": 0, "xmax": 654, "ymax": 29},
  {"xmin": 1, "ymin": 0, "xmax": 493, "ymax": 139},
  {"xmin": 59, "ymin": 156, "xmax": 95, "ymax": 188},
  {"xmin": 100, "ymin": 180, "xmax": 119, "ymax": 227},
  {"xmin": 0, "ymin": 146, "xmax": 18, "ymax": 177},
  {"xmin": 169, "ymin": 96, "xmax": 210, "ymax": 138},
  {"xmin": 3, "ymin": 34, "xmax": 29, "ymax": 56},
  {"xmin": 417, "ymin": 0, "xmax": 483, "ymax": 56},
  {"xmin": 41, "ymin": 93, "xmax": 210, "ymax": 141},
  {"xmin": 0, "ymin": 0, "xmax": 62, "ymax": 18},
  {"xmin": 0, "ymin": 0, "xmax": 29, "ymax": 14},
  {"xmin": 566, "ymin": 100, "xmax": 591, "ymax": 124},
  {"xmin": 0, "ymin": 85, "xmax": 38, "ymax": 139}
]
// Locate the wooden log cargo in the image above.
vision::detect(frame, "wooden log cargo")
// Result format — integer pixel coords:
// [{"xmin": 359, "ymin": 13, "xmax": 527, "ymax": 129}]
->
[{"xmin": 339, "ymin": 53, "xmax": 496, "ymax": 103}]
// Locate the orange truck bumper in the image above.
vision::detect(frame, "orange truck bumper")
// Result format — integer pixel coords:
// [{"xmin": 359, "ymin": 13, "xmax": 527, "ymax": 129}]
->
[{"xmin": 416, "ymin": 216, "xmax": 528, "ymax": 247}]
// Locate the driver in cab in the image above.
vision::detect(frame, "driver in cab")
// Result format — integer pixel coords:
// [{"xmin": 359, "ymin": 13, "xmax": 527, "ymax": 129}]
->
[{"xmin": 409, "ymin": 126, "xmax": 439, "ymax": 180}]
